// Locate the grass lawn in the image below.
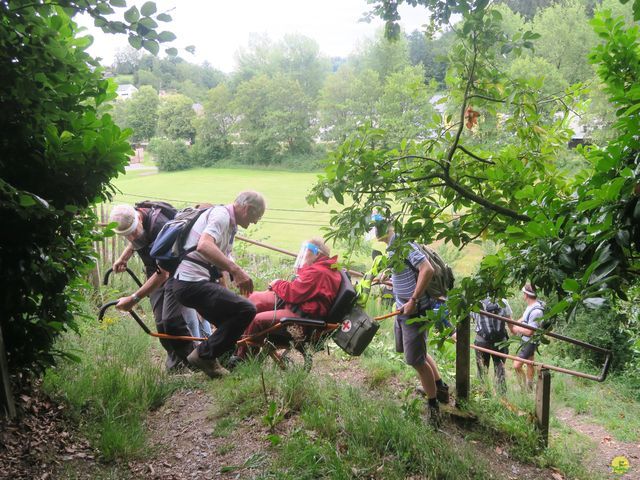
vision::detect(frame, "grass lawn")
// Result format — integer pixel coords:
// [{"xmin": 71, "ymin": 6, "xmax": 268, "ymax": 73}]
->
[
  {"xmin": 111, "ymin": 167, "xmax": 335, "ymax": 253},
  {"xmin": 109, "ymin": 166, "xmax": 485, "ymax": 273}
]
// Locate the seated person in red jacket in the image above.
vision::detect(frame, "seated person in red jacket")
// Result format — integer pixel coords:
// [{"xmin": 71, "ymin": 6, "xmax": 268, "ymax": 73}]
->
[{"xmin": 235, "ymin": 238, "xmax": 341, "ymax": 359}]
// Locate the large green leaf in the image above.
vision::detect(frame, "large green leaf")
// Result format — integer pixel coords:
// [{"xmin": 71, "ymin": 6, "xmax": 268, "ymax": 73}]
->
[
  {"xmin": 124, "ymin": 5, "xmax": 140, "ymax": 23},
  {"xmin": 140, "ymin": 1, "xmax": 157, "ymax": 16}
]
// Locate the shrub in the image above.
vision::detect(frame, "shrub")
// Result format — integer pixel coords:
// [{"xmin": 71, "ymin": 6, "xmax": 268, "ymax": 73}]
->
[
  {"xmin": 0, "ymin": 6, "xmax": 132, "ymax": 379},
  {"xmin": 549, "ymin": 305, "xmax": 634, "ymax": 371},
  {"xmin": 146, "ymin": 136, "xmax": 164, "ymax": 155},
  {"xmin": 154, "ymin": 139, "xmax": 191, "ymax": 171},
  {"xmin": 189, "ymin": 141, "xmax": 230, "ymax": 167}
]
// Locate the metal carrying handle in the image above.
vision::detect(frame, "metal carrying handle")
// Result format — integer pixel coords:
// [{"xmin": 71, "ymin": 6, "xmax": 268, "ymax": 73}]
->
[
  {"xmin": 98, "ymin": 301, "xmax": 207, "ymax": 342},
  {"xmin": 102, "ymin": 267, "xmax": 143, "ymax": 288}
]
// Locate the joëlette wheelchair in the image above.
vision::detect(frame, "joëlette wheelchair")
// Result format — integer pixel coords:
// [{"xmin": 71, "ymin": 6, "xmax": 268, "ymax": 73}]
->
[
  {"xmin": 99, "ymin": 267, "xmax": 207, "ymax": 344},
  {"xmin": 99, "ymin": 267, "xmax": 361, "ymax": 371},
  {"xmin": 236, "ymin": 270, "xmax": 357, "ymax": 371}
]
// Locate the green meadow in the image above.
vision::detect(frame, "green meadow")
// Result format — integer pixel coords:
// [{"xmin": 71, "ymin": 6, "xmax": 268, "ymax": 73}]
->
[
  {"xmin": 110, "ymin": 166, "xmax": 484, "ymax": 274},
  {"xmin": 111, "ymin": 167, "xmax": 335, "ymax": 253}
]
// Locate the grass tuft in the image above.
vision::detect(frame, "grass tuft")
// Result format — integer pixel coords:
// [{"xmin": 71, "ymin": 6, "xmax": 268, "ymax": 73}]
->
[{"xmin": 43, "ymin": 315, "xmax": 180, "ymax": 461}]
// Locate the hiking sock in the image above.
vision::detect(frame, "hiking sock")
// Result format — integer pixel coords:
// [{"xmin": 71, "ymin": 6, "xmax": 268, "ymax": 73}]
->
[{"xmin": 428, "ymin": 397, "xmax": 438, "ymax": 408}]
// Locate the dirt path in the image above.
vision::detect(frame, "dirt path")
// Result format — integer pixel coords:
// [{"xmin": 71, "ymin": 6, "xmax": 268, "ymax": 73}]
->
[
  {"xmin": 127, "ymin": 387, "xmax": 269, "ymax": 479},
  {"xmin": 555, "ymin": 407, "xmax": 639, "ymax": 479}
]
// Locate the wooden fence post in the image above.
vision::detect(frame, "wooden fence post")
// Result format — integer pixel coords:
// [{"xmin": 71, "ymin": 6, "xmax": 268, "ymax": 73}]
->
[
  {"xmin": 535, "ymin": 368, "xmax": 551, "ymax": 447},
  {"xmin": 455, "ymin": 314, "xmax": 470, "ymax": 404},
  {"xmin": 0, "ymin": 325, "xmax": 16, "ymax": 419}
]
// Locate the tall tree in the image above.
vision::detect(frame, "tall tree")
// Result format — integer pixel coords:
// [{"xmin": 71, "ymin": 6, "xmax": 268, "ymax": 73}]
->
[
  {"xmin": 318, "ymin": 66, "xmax": 382, "ymax": 143},
  {"xmin": 354, "ymin": 30, "xmax": 411, "ymax": 82},
  {"xmin": 279, "ymin": 34, "xmax": 332, "ymax": 97},
  {"xmin": 157, "ymin": 94, "xmax": 196, "ymax": 142},
  {"xmin": 377, "ymin": 65, "xmax": 436, "ymax": 146},
  {"xmin": 113, "ymin": 46, "xmax": 142, "ymax": 75},
  {"xmin": 407, "ymin": 29, "xmax": 456, "ymax": 85},
  {"xmin": 496, "ymin": 0, "xmax": 559, "ymax": 20},
  {"xmin": 124, "ymin": 85, "xmax": 159, "ymax": 142},
  {"xmin": 233, "ymin": 33, "xmax": 330, "ymax": 98},
  {"xmin": 531, "ymin": 0, "xmax": 599, "ymax": 85},
  {"xmin": 233, "ymin": 74, "xmax": 314, "ymax": 162},
  {"xmin": 195, "ymin": 84, "xmax": 236, "ymax": 161}
]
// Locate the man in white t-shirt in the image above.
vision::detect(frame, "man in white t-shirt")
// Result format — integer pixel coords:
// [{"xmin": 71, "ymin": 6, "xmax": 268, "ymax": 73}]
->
[
  {"xmin": 166, "ymin": 191, "xmax": 266, "ymax": 378},
  {"xmin": 509, "ymin": 283, "xmax": 544, "ymax": 389}
]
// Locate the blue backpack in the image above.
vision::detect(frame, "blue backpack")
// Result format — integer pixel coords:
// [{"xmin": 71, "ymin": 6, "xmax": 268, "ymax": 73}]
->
[{"xmin": 150, "ymin": 206, "xmax": 220, "ymax": 278}]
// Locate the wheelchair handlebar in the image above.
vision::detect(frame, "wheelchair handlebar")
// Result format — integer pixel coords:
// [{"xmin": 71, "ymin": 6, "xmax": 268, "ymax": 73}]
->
[
  {"xmin": 98, "ymin": 300, "xmax": 151, "ymax": 335},
  {"xmin": 102, "ymin": 267, "xmax": 143, "ymax": 288}
]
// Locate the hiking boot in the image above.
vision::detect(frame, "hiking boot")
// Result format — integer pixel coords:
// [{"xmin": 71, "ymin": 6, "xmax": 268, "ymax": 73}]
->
[
  {"xmin": 415, "ymin": 383, "xmax": 450, "ymax": 404},
  {"xmin": 436, "ymin": 384, "xmax": 450, "ymax": 404},
  {"xmin": 166, "ymin": 360, "xmax": 191, "ymax": 374},
  {"xmin": 187, "ymin": 349, "xmax": 229, "ymax": 379},
  {"xmin": 226, "ymin": 355, "xmax": 244, "ymax": 371}
]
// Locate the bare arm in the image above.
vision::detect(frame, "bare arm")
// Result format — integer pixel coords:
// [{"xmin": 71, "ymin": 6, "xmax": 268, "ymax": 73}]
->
[
  {"xmin": 115, "ymin": 269, "xmax": 169, "ymax": 311},
  {"xmin": 196, "ymin": 233, "xmax": 253, "ymax": 295},
  {"xmin": 402, "ymin": 259, "xmax": 435, "ymax": 315},
  {"xmin": 509, "ymin": 319, "xmax": 535, "ymax": 337},
  {"xmin": 113, "ymin": 243, "xmax": 135, "ymax": 272}
]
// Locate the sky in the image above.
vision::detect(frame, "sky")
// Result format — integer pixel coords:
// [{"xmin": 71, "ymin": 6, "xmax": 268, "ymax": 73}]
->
[{"xmin": 78, "ymin": 0, "xmax": 430, "ymax": 72}]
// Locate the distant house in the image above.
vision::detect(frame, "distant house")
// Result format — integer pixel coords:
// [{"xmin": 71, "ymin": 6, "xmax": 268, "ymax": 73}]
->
[
  {"xmin": 555, "ymin": 111, "xmax": 590, "ymax": 149},
  {"xmin": 192, "ymin": 103, "xmax": 204, "ymax": 116},
  {"xmin": 567, "ymin": 113, "xmax": 589, "ymax": 149},
  {"xmin": 116, "ymin": 84, "xmax": 138, "ymax": 100},
  {"xmin": 429, "ymin": 93, "xmax": 448, "ymax": 115}
]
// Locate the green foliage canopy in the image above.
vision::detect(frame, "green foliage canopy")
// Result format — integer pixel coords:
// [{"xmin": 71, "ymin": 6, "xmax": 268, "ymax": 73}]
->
[
  {"xmin": 0, "ymin": 0, "xmax": 174, "ymax": 377},
  {"xmin": 310, "ymin": 0, "xmax": 640, "ymax": 328},
  {"xmin": 157, "ymin": 93, "xmax": 196, "ymax": 142},
  {"xmin": 124, "ymin": 85, "xmax": 159, "ymax": 142}
]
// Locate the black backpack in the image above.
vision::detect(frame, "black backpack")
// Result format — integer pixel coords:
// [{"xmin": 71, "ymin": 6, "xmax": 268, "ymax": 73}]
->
[
  {"xmin": 135, "ymin": 200, "xmax": 177, "ymax": 222},
  {"xmin": 476, "ymin": 299, "xmax": 508, "ymax": 343}
]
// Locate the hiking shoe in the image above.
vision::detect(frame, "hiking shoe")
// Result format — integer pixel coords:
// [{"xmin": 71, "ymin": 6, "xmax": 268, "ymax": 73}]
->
[
  {"xmin": 166, "ymin": 360, "xmax": 191, "ymax": 374},
  {"xmin": 415, "ymin": 384, "xmax": 450, "ymax": 404},
  {"xmin": 436, "ymin": 384, "xmax": 450, "ymax": 404},
  {"xmin": 226, "ymin": 355, "xmax": 244, "ymax": 371},
  {"xmin": 187, "ymin": 349, "xmax": 229, "ymax": 379}
]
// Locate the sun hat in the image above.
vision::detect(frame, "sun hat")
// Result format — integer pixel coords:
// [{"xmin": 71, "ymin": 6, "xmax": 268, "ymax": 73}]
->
[
  {"xmin": 522, "ymin": 283, "xmax": 537, "ymax": 298},
  {"xmin": 109, "ymin": 204, "xmax": 139, "ymax": 236}
]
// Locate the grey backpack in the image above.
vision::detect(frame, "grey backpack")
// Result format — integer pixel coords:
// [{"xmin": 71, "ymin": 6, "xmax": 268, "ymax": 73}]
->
[{"xmin": 405, "ymin": 243, "xmax": 455, "ymax": 299}]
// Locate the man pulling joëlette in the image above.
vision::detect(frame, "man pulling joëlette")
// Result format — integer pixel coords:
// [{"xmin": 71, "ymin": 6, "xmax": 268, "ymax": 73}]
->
[{"xmin": 163, "ymin": 191, "xmax": 266, "ymax": 378}]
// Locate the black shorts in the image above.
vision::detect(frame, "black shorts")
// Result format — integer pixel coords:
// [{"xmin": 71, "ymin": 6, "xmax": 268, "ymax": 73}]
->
[{"xmin": 517, "ymin": 341, "xmax": 537, "ymax": 360}]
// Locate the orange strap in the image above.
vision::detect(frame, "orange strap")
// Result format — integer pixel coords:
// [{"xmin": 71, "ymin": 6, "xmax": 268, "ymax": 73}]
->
[
  {"xmin": 374, "ymin": 310, "xmax": 401, "ymax": 321},
  {"xmin": 237, "ymin": 322, "xmax": 290, "ymax": 345},
  {"xmin": 150, "ymin": 332, "xmax": 208, "ymax": 342}
]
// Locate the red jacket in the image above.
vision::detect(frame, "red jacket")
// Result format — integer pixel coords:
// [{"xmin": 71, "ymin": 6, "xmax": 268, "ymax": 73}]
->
[{"xmin": 271, "ymin": 255, "xmax": 341, "ymax": 318}]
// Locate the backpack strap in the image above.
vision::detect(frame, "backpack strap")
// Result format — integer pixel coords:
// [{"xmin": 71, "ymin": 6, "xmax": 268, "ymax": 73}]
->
[
  {"xmin": 182, "ymin": 255, "xmax": 222, "ymax": 280},
  {"xmin": 403, "ymin": 242, "xmax": 423, "ymax": 276},
  {"xmin": 175, "ymin": 207, "xmax": 222, "ymax": 280},
  {"xmin": 525, "ymin": 305, "xmax": 544, "ymax": 325}
]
